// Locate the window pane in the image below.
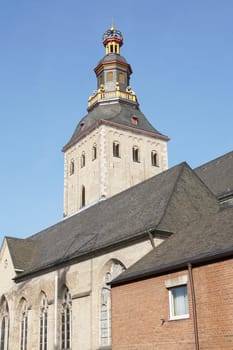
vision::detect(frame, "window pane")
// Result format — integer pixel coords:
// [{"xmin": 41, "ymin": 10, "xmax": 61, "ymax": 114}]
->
[{"xmin": 172, "ymin": 286, "xmax": 188, "ymax": 316}]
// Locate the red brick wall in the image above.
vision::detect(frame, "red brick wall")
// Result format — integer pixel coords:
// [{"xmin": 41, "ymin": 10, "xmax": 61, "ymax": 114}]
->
[{"xmin": 112, "ymin": 258, "xmax": 233, "ymax": 350}]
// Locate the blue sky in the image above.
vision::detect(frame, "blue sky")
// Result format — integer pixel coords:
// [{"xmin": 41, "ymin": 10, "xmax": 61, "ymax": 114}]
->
[{"xmin": 0, "ymin": 0, "xmax": 232, "ymax": 243}]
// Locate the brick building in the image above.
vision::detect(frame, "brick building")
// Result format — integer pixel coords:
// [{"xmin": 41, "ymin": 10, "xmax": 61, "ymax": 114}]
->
[{"xmin": 111, "ymin": 152, "xmax": 233, "ymax": 350}]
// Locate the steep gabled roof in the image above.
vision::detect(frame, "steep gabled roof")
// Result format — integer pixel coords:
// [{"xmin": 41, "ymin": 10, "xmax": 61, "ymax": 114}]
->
[
  {"xmin": 195, "ymin": 150, "xmax": 233, "ymax": 199},
  {"xmin": 6, "ymin": 237, "xmax": 37, "ymax": 271},
  {"xmin": 112, "ymin": 206, "xmax": 233, "ymax": 285},
  {"xmin": 13, "ymin": 163, "xmax": 184, "ymax": 278},
  {"xmin": 9, "ymin": 161, "xmax": 220, "ymax": 281}
]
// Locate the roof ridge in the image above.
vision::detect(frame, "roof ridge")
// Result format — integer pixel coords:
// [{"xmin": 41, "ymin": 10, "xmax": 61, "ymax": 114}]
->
[
  {"xmin": 195, "ymin": 150, "xmax": 233, "ymax": 171},
  {"xmin": 156, "ymin": 162, "xmax": 188, "ymax": 228}
]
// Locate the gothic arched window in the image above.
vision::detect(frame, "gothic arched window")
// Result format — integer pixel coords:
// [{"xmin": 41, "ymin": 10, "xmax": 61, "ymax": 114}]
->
[
  {"xmin": 100, "ymin": 261, "xmax": 125, "ymax": 347},
  {"xmin": 20, "ymin": 299, "xmax": 28, "ymax": 350},
  {"xmin": 39, "ymin": 293, "xmax": 48, "ymax": 350},
  {"xmin": 61, "ymin": 287, "xmax": 72, "ymax": 350},
  {"xmin": 0, "ymin": 297, "xmax": 9, "ymax": 350}
]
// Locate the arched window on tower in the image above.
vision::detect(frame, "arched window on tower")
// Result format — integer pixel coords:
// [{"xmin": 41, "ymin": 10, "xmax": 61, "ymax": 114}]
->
[
  {"xmin": 20, "ymin": 299, "xmax": 28, "ymax": 350},
  {"xmin": 132, "ymin": 146, "xmax": 140, "ymax": 162},
  {"xmin": 61, "ymin": 287, "xmax": 72, "ymax": 350},
  {"xmin": 100, "ymin": 261, "xmax": 125, "ymax": 347},
  {"xmin": 81, "ymin": 152, "xmax": 85, "ymax": 168},
  {"xmin": 113, "ymin": 141, "xmax": 120, "ymax": 158},
  {"xmin": 151, "ymin": 151, "xmax": 159, "ymax": 167},
  {"xmin": 70, "ymin": 159, "xmax": 75, "ymax": 175},
  {"xmin": 92, "ymin": 144, "xmax": 97, "ymax": 161},
  {"xmin": 39, "ymin": 293, "xmax": 48, "ymax": 350},
  {"xmin": 81, "ymin": 185, "xmax": 86, "ymax": 208},
  {"xmin": 0, "ymin": 297, "xmax": 9, "ymax": 350}
]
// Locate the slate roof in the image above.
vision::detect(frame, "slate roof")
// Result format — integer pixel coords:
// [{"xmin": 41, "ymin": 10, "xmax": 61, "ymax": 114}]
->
[
  {"xmin": 6, "ymin": 237, "xmax": 37, "ymax": 271},
  {"xmin": 63, "ymin": 102, "xmax": 168, "ymax": 151},
  {"xmin": 4, "ymin": 151, "xmax": 232, "ymax": 282},
  {"xmin": 112, "ymin": 205, "xmax": 233, "ymax": 285},
  {"xmin": 195, "ymin": 150, "xmax": 233, "ymax": 199},
  {"xmin": 8, "ymin": 161, "xmax": 219, "ymax": 280},
  {"xmin": 12, "ymin": 163, "xmax": 183, "ymax": 278},
  {"xmin": 98, "ymin": 53, "xmax": 128, "ymax": 64}
]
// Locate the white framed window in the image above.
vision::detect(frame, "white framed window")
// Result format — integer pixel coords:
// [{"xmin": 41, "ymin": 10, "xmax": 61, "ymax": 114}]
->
[{"xmin": 169, "ymin": 285, "xmax": 189, "ymax": 320}]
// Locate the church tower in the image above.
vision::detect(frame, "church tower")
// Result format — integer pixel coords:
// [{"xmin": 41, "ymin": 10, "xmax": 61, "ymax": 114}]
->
[{"xmin": 62, "ymin": 25, "xmax": 169, "ymax": 217}]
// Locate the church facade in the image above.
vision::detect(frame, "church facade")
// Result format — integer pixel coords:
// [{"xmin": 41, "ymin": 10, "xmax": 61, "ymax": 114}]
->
[
  {"xmin": 0, "ymin": 25, "xmax": 232, "ymax": 350},
  {"xmin": 0, "ymin": 26, "xmax": 170, "ymax": 350}
]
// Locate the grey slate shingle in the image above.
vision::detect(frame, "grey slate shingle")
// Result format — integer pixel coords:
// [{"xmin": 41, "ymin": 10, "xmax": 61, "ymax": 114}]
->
[{"xmin": 195, "ymin": 150, "xmax": 233, "ymax": 198}]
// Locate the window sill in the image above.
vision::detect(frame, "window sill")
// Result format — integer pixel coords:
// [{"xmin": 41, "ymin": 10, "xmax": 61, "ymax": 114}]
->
[{"xmin": 169, "ymin": 314, "xmax": 189, "ymax": 321}]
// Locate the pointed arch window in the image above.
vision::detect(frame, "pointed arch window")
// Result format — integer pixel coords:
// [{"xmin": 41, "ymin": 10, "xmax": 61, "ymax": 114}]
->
[
  {"xmin": 113, "ymin": 141, "xmax": 120, "ymax": 158},
  {"xmin": 20, "ymin": 299, "xmax": 28, "ymax": 350},
  {"xmin": 39, "ymin": 293, "xmax": 48, "ymax": 350},
  {"xmin": 151, "ymin": 150, "xmax": 158, "ymax": 167},
  {"xmin": 81, "ymin": 152, "xmax": 85, "ymax": 168},
  {"xmin": 132, "ymin": 146, "xmax": 140, "ymax": 162},
  {"xmin": 0, "ymin": 297, "xmax": 9, "ymax": 350},
  {"xmin": 92, "ymin": 144, "xmax": 97, "ymax": 161},
  {"xmin": 100, "ymin": 261, "xmax": 125, "ymax": 347},
  {"xmin": 61, "ymin": 287, "xmax": 72, "ymax": 350}
]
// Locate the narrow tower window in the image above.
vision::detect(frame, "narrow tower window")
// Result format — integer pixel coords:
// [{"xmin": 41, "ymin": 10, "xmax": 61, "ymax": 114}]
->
[
  {"xmin": 151, "ymin": 151, "xmax": 158, "ymax": 167},
  {"xmin": 132, "ymin": 146, "xmax": 140, "ymax": 162},
  {"xmin": 70, "ymin": 159, "xmax": 75, "ymax": 175},
  {"xmin": 81, "ymin": 152, "xmax": 85, "ymax": 168},
  {"xmin": 92, "ymin": 144, "xmax": 97, "ymax": 161},
  {"xmin": 39, "ymin": 293, "xmax": 48, "ymax": 350},
  {"xmin": 61, "ymin": 287, "xmax": 72, "ymax": 350},
  {"xmin": 81, "ymin": 185, "xmax": 86, "ymax": 208},
  {"xmin": 113, "ymin": 141, "xmax": 120, "ymax": 158}
]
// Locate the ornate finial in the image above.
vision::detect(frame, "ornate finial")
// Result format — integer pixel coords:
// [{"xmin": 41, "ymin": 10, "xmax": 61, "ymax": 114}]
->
[{"xmin": 102, "ymin": 25, "xmax": 123, "ymax": 48}]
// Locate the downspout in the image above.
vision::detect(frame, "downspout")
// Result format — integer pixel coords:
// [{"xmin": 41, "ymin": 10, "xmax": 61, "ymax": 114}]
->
[
  {"xmin": 188, "ymin": 263, "xmax": 199, "ymax": 350},
  {"xmin": 54, "ymin": 271, "xmax": 58, "ymax": 350}
]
